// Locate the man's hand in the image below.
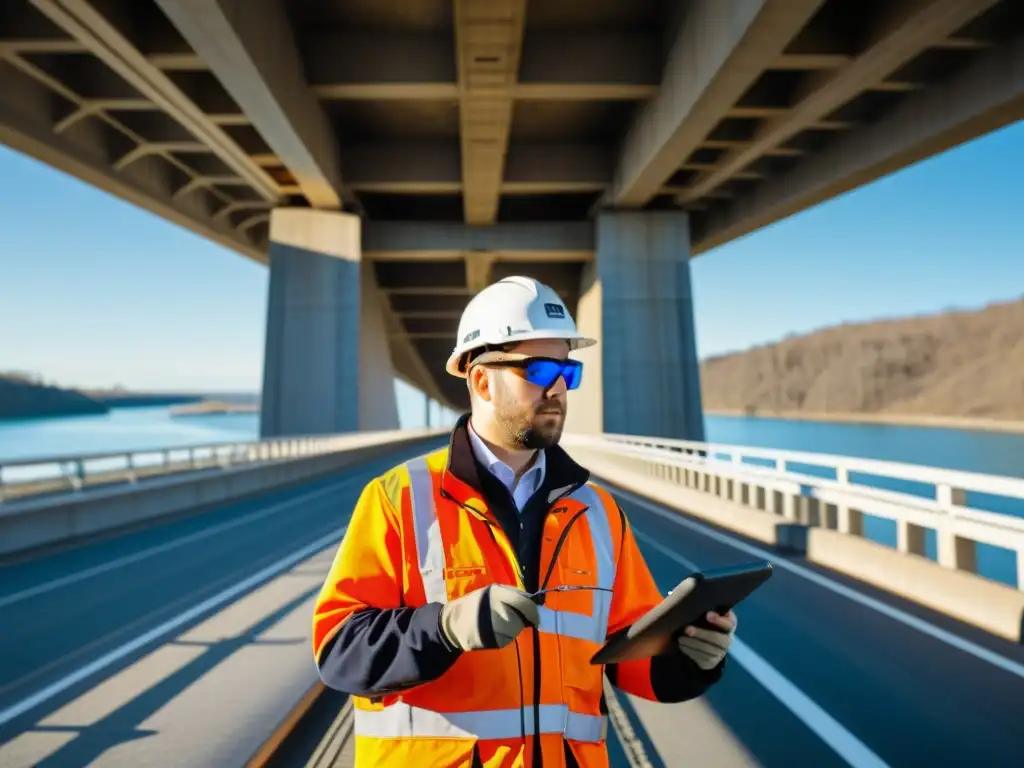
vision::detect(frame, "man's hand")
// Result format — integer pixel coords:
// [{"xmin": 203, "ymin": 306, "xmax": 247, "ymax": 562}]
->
[
  {"xmin": 677, "ymin": 610, "xmax": 737, "ymax": 670},
  {"xmin": 440, "ymin": 585, "xmax": 540, "ymax": 651}
]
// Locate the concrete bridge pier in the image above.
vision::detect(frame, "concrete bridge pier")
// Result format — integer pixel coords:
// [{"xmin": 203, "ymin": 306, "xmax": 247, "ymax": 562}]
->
[
  {"xmin": 259, "ymin": 208, "xmax": 399, "ymax": 437},
  {"xmin": 569, "ymin": 210, "xmax": 705, "ymax": 441}
]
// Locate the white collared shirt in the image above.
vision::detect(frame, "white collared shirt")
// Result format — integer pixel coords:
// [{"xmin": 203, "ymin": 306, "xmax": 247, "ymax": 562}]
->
[{"xmin": 467, "ymin": 420, "xmax": 546, "ymax": 513}]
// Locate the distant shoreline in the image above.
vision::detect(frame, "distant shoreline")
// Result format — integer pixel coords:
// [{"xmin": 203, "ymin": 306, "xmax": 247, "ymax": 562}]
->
[
  {"xmin": 169, "ymin": 401, "xmax": 259, "ymax": 416},
  {"xmin": 705, "ymin": 409, "xmax": 1024, "ymax": 435},
  {"xmin": 0, "ymin": 376, "xmax": 260, "ymax": 422}
]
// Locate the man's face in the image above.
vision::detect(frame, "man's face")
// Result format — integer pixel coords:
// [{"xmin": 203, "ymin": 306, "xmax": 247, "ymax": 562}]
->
[{"xmin": 471, "ymin": 338, "xmax": 571, "ymax": 450}]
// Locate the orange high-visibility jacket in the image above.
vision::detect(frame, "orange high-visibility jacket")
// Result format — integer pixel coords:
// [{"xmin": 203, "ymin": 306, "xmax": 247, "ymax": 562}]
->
[{"xmin": 312, "ymin": 419, "xmax": 723, "ymax": 767}]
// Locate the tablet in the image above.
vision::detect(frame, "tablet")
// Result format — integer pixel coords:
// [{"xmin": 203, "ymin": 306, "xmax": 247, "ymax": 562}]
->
[{"xmin": 590, "ymin": 560, "xmax": 773, "ymax": 665}]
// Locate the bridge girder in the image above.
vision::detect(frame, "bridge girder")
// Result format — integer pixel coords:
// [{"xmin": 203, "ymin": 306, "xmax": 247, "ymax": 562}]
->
[{"xmin": 1, "ymin": 0, "xmax": 1021, "ymax": 409}]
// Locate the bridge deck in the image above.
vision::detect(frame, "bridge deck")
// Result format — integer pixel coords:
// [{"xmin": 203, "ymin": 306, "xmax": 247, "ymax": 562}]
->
[{"xmin": 2, "ymin": 450, "xmax": 1023, "ymax": 767}]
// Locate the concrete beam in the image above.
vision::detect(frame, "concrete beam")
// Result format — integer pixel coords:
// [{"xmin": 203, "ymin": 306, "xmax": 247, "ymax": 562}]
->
[
  {"xmin": 341, "ymin": 142, "xmax": 611, "ymax": 194},
  {"xmin": 362, "ymin": 222, "xmax": 595, "ymax": 261},
  {"xmin": 503, "ymin": 144, "xmax": 612, "ymax": 193},
  {"xmin": 694, "ymin": 31, "xmax": 1024, "ymax": 254},
  {"xmin": 680, "ymin": 0, "xmax": 1003, "ymax": 204},
  {"xmin": 342, "ymin": 142, "xmax": 461, "ymax": 194},
  {"xmin": 306, "ymin": 30, "xmax": 658, "ymax": 101},
  {"xmin": 454, "ymin": 0, "xmax": 526, "ymax": 224},
  {"xmin": 0, "ymin": 61, "xmax": 264, "ymax": 263},
  {"xmin": 27, "ymin": 0, "xmax": 279, "ymax": 202},
  {"xmin": 155, "ymin": 0, "xmax": 345, "ymax": 209},
  {"xmin": 609, "ymin": 0, "xmax": 826, "ymax": 207},
  {"xmin": 382, "ymin": 306, "xmax": 451, "ymax": 405},
  {"xmin": 465, "ymin": 252, "xmax": 498, "ymax": 293}
]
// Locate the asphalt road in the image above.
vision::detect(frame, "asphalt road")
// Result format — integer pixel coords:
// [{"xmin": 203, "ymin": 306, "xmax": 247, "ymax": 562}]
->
[
  {"xmin": 2, "ymin": 445, "xmax": 1023, "ymax": 767},
  {"xmin": 0, "ymin": 441, "xmax": 443, "ymax": 767}
]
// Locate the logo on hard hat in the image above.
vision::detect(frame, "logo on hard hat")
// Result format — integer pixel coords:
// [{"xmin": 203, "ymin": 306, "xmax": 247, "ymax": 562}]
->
[{"xmin": 544, "ymin": 303, "xmax": 565, "ymax": 319}]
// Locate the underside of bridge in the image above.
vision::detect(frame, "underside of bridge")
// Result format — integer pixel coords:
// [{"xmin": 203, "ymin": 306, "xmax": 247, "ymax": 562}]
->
[{"xmin": 1, "ymin": 0, "xmax": 1021, "ymax": 433}]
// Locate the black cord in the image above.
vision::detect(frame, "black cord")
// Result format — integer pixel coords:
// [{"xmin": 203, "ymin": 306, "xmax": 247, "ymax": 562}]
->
[{"xmin": 514, "ymin": 636, "xmax": 526, "ymax": 753}]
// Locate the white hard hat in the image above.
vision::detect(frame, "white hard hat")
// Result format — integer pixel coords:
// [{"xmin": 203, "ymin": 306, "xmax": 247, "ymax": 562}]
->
[{"xmin": 445, "ymin": 276, "xmax": 597, "ymax": 377}]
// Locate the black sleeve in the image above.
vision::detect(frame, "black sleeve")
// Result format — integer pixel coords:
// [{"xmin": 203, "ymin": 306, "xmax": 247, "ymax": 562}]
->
[
  {"xmin": 317, "ymin": 603, "xmax": 463, "ymax": 698},
  {"xmin": 649, "ymin": 650, "xmax": 726, "ymax": 702},
  {"xmin": 604, "ymin": 652, "xmax": 725, "ymax": 703}
]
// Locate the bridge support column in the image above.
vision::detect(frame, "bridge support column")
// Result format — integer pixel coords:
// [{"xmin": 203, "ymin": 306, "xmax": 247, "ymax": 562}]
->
[
  {"xmin": 260, "ymin": 208, "xmax": 399, "ymax": 437},
  {"xmin": 568, "ymin": 210, "xmax": 704, "ymax": 440}
]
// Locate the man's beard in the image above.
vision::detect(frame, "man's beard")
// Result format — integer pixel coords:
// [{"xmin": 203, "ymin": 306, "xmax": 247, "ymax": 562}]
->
[{"xmin": 497, "ymin": 400, "xmax": 565, "ymax": 450}]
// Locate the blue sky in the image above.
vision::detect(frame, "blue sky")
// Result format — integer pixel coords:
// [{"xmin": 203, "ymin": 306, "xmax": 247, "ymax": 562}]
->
[{"xmin": 1, "ymin": 120, "xmax": 1022, "ymax": 425}]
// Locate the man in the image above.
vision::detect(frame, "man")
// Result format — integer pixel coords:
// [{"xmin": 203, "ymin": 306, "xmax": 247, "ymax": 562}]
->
[{"xmin": 312, "ymin": 276, "xmax": 736, "ymax": 767}]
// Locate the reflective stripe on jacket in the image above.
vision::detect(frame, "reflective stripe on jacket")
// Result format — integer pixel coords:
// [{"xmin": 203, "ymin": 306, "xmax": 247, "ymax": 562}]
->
[{"xmin": 312, "ymin": 417, "xmax": 723, "ymax": 767}]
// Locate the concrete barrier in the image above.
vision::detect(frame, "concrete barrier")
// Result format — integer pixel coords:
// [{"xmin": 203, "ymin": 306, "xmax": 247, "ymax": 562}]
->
[
  {"xmin": 569, "ymin": 448, "xmax": 808, "ymax": 552},
  {"xmin": 806, "ymin": 528, "xmax": 1024, "ymax": 642},
  {"xmin": 568, "ymin": 444, "xmax": 1024, "ymax": 643},
  {"xmin": 0, "ymin": 430, "xmax": 445, "ymax": 560}
]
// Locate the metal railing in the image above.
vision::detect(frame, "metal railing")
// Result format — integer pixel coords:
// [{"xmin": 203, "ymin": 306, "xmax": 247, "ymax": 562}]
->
[
  {"xmin": 0, "ymin": 429, "xmax": 442, "ymax": 503},
  {"xmin": 564, "ymin": 433, "xmax": 1024, "ymax": 590}
]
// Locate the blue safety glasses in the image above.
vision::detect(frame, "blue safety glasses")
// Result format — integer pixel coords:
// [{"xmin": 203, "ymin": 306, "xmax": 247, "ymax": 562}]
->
[{"xmin": 486, "ymin": 357, "xmax": 584, "ymax": 390}]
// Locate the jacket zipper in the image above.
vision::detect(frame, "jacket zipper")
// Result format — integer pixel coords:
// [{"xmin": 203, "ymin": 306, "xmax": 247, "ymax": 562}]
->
[
  {"xmin": 442, "ymin": 482, "xmax": 589, "ymax": 767},
  {"xmin": 533, "ymin": 485, "xmax": 588, "ymax": 767},
  {"xmin": 441, "ymin": 485, "xmax": 531, "ymax": 757}
]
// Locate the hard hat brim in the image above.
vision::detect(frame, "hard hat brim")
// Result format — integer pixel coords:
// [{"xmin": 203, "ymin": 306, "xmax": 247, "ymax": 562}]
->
[{"xmin": 445, "ymin": 331, "xmax": 597, "ymax": 378}]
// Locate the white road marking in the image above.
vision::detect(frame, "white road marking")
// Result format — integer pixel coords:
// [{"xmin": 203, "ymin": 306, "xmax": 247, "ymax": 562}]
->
[
  {"xmin": 0, "ymin": 526, "xmax": 346, "ymax": 727},
  {"xmin": 727, "ymin": 642, "xmax": 890, "ymax": 768},
  {"xmin": 633, "ymin": 530, "xmax": 891, "ymax": 768},
  {"xmin": 618, "ymin": 488, "xmax": 1024, "ymax": 681},
  {"xmin": 0, "ymin": 476, "xmax": 358, "ymax": 609}
]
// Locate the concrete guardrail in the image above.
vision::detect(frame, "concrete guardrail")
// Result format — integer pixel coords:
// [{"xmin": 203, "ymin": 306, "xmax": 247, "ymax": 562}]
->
[
  {"xmin": 562, "ymin": 433, "xmax": 1024, "ymax": 643},
  {"xmin": 0, "ymin": 429, "xmax": 447, "ymax": 559},
  {"xmin": 0, "ymin": 433, "xmax": 428, "ymax": 502}
]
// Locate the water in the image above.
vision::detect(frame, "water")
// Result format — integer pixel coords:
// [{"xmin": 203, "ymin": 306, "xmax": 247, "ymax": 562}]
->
[
  {"xmin": 704, "ymin": 415, "xmax": 1024, "ymax": 479},
  {"xmin": 0, "ymin": 406, "xmax": 259, "ymax": 463},
  {"xmin": 1, "ymin": 408, "xmax": 1020, "ymax": 585},
  {"xmin": 705, "ymin": 414, "xmax": 1024, "ymax": 587}
]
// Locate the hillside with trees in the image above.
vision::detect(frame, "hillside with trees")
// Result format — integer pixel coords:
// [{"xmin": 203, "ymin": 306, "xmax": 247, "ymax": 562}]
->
[
  {"xmin": 0, "ymin": 374, "xmax": 206, "ymax": 421},
  {"xmin": 0, "ymin": 373, "xmax": 109, "ymax": 420},
  {"xmin": 699, "ymin": 298, "xmax": 1024, "ymax": 422}
]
